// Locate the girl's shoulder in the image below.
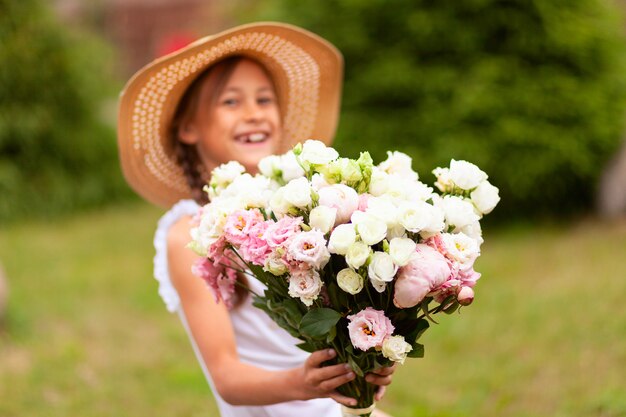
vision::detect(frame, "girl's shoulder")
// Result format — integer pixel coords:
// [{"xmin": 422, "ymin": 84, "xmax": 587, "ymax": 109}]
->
[{"xmin": 153, "ymin": 199, "xmax": 200, "ymax": 312}]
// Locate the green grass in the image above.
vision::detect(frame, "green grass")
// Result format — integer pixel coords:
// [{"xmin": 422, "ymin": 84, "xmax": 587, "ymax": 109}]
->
[{"xmin": 1, "ymin": 203, "xmax": 625, "ymax": 417}]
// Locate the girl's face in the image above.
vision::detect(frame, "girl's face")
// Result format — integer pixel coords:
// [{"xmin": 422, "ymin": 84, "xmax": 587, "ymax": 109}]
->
[{"xmin": 180, "ymin": 58, "xmax": 282, "ymax": 173}]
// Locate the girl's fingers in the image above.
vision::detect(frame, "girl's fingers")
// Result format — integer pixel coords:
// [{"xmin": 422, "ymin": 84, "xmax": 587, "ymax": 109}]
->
[
  {"xmin": 374, "ymin": 385, "xmax": 387, "ymax": 402},
  {"xmin": 319, "ymin": 370, "xmax": 356, "ymax": 392},
  {"xmin": 306, "ymin": 349, "xmax": 336, "ymax": 368},
  {"xmin": 311, "ymin": 363, "xmax": 352, "ymax": 383},
  {"xmin": 329, "ymin": 391, "xmax": 358, "ymax": 407},
  {"xmin": 365, "ymin": 373, "xmax": 393, "ymax": 386},
  {"xmin": 371, "ymin": 364, "xmax": 397, "ymax": 376}
]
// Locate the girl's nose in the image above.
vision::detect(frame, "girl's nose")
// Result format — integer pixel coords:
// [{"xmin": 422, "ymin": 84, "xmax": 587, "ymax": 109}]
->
[{"xmin": 243, "ymin": 101, "xmax": 263, "ymax": 122}]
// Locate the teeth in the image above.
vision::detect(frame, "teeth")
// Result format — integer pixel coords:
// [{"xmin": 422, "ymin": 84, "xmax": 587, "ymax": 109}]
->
[{"xmin": 248, "ymin": 133, "xmax": 267, "ymax": 143}]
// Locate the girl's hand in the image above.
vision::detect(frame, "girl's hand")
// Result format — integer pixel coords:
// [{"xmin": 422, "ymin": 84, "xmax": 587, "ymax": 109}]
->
[
  {"xmin": 365, "ymin": 363, "xmax": 397, "ymax": 401},
  {"xmin": 294, "ymin": 349, "xmax": 358, "ymax": 407}
]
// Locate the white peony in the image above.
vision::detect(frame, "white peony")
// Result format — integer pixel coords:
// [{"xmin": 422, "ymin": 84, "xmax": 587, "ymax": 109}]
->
[
  {"xmin": 470, "ymin": 180, "xmax": 500, "ymax": 215},
  {"xmin": 309, "ymin": 205, "xmax": 337, "ymax": 234},
  {"xmin": 352, "ymin": 211, "xmax": 387, "ymax": 246},
  {"xmin": 382, "ymin": 335, "xmax": 413, "ymax": 364},
  {"xmin": 448, "ymin": 159, "xmax": 488, "ymax": 190},
  {"xmin": 389, "ymin": 237, "xmax": 417, "ymax": 267},
  {"xmin": 336, "ymin": 268, "xmax": 364, "ymax": 295},
  {"xmin": 299, "ymin": 139, "xmax": 339, "ymax": 165},
  {"xmin": 288, "ymin": 268, "xmax": 323, "ymax": 306},
  {"xmin": 328, "ymin": 224, "xmax": 357, "ymax": 255},
  {"xmin": 283, "ymin": 177, "xmax": 312, "ymax": 208},
  {"xmin": 345, "ymin": 241, "xmax": 372, "ymax": 270}
]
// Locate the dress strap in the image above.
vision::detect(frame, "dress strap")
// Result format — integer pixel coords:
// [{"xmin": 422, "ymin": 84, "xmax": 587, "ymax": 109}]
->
[{"xmin": 153, "ymin": 199, "xmax": 200, "ymax": 313}]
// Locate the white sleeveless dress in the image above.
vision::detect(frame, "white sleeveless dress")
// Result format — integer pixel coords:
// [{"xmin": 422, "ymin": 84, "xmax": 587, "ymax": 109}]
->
[{"xmin": 153, "ymin": 200, "xmax": 342, "ymax": 417}]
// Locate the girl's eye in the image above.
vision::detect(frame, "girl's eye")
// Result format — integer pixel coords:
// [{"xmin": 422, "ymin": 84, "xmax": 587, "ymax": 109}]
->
[
  {"xmin": 221, "ymin": 98, "xmax": 238, "ymax": 107},
  {"xmin": 258, "ymin": 96, "xmax": 275, "ymax": 105}
]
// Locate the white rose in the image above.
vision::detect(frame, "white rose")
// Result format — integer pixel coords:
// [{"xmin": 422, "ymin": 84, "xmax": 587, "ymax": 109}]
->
[
  {"xmin": 263, "ymin": 250, "xmax": 288, "ymax": 276},
  {"xmin": 269, "ymin": 187, "xmax": 290, "ymax": 217},
  {"xmin": 345, "ymin": 241, "xmax": 372, "ymax": 269},
  {"xmin": 470, "ymin": 180, "xmax": 500, "ymax": 215},
  {"xmin": 299, "ymin": 139, "xmax": 339, "ymax": 165},
  {"xmin": 459, "ymin": 220, "xmax": 483, "ymax": 246},
  {"xmin": 283, "ymin": 177, "xmax": 312, "ymax": 208},
  {"xmin": 397, "ymin": 201, "xmax": 431, "ymax": 233},
  {"xmin": 389, "ymin": 237, "xmax": 417, "ymax": 267},
  {"xmin": 441, "ymin": 232, "xmax": 480, "ymax": 269},
  {"xmin": 258, "ymin": 155, "xmax": 281, "ymax": 178},
  {"xmin": 439, "ymin": 195, "xmax": 480, "ymax": 229},
  {"xmin": 318, "ymin": 184, "xmax": 359, "ymax": 225},
  {"xmin": 210, "ymin": 161, "xmax": 246, "ymax": 189},
  {"xmin": 378, "ymin": 151, "xmax": 418, "ymax": 181},
  {"xmin": 280, "ymin": 151, "xmax": 305, "ymax": 182},
  {"xmin": 328, "ymin": 224, "xmax": 357, "ymax": 255},
  {"xmin": 309, "ymin": 205, "xmax": 337, "ymax": 234},
  {"xmin": 287, "ymin": 230, "xmax": 330, "ymax": 269},
  {"xmin": 310, "ymin": 173, "xmax": 330, "ymax": 191},
  {"xmin": 336, "ymin": 268, "xmax": 364, "ymax": 295},
  {"xmin": 365, "ymin": 196, "xmax": 398, "ymax": 227},
  {"xmin": 382, "ymin": 335, "xmax": 413, "ymax": 364},
  {"xmin": 369, "ymin": 168, "xmax": 391, "ymax": 196},
  {"xmin": 449, "ymin": 159, "xmax": 488, "ymax": 190},
  {"xmin": 288, "ymin": 268, "xmax": 323, "ymax": 306},
  {"xmin": 432, "ymin": 167, "xmax": 453, "ymax": 193},
  {"xmin": 368, "ymin": 251, "xmax": 398, "ymax": 285},
  {"xmin": 352, "ymin": 211, "xmax": 387, "ymax": 246}
]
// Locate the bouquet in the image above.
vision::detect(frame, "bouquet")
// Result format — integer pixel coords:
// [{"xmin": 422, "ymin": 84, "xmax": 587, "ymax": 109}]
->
[{"xmin": 188, "ymin": 140, "xmax": 500, "ymax": 416}]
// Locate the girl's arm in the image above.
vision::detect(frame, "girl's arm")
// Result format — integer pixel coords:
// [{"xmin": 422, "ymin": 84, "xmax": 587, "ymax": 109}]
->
[{"xmin": 167, "ymin": 216, "xmax": 359, "ymax": 407}]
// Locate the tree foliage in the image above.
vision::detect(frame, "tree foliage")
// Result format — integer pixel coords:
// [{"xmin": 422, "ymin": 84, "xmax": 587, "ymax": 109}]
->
[
  {"xmin": 250, "ymin": 0, "xmax": 626, "ymax": 218},
  {"xmin": 0, "ymin": 0, "xmax": 132, "ymax": 222}
]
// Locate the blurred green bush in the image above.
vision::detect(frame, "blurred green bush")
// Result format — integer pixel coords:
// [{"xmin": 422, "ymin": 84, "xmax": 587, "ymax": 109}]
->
[
  {"xmin": 0, "ymin": 0, "xmax": 132, "ymax": 223},
  {"xmin": 253, "ymin": 0, "xmax": 626, "ymax": 218}
]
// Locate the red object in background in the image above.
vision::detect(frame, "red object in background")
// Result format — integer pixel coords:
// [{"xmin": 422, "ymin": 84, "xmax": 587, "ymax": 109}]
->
[{"xmin": 156, "ymin": 33, "xmax": 197, "ymax": 57}]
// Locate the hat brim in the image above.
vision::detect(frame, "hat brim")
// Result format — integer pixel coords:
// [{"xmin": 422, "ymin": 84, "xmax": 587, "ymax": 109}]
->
[{"xmin": 118, "ymin": 22, "xmax": 343, "ymax": 207}]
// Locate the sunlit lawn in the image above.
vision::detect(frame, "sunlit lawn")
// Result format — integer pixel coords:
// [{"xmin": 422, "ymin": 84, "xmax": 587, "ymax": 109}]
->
[{"xmin": 1, "ymin": 202, "xmax": 625, "ymax": 417}]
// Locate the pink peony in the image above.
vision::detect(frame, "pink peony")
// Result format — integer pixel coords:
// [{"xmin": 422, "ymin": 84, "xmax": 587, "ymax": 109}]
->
[
  {"xmin": 224, "ymin": 209, "xmax": 264, "ymax": 245},
  {"xmin": 393, "ymin": 244, "xmax": 452, "ymax": 308},
  {"xmin": 263, "ymin": 216, "xmax": 303, "ymax": 248},
  {"xmin": 191, "ymin": 256, "xmax": 238, "ymax": 309},
  {"xmin": 457, "ymin": 286, "xmax": 475, "ymax": 306},
  {"xmin": 347, "ymin": 307, "xmax": 394, "ymax": 351},
  {"xmin": 357, "ymin": 193, "xmax": 372, "ymax": 212}
]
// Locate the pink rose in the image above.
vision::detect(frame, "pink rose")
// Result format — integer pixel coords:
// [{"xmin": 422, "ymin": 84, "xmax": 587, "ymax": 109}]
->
[
  {"xmin": 192, "ymin": 256, "xmax": 238, "ymax": 309},
  {"xmin": 263, "ymin": 216, "xmax": 303, "ymax": 248},
  {"xmin": 318, "ymin": 184, "xmax": 359, "ymax": 226},
  {"xmin": 393, "ymin": 244, "xmax": 452, "ymax": 308},
  {"xmin": 347, "ymin": 307, "xmax": 394, "ymax": 351},
  {"xmin": 224, "ymin": 209, "xmax": 264, "ymax": 245},
  {"xmin": 239, "ymin": 221, "xmax": 272, "ymax": 266}
]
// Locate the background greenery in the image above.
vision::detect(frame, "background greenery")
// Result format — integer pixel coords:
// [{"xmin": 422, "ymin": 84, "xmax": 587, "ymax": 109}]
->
[
  {"xmin": 1, "ymin": 203, "xmax": 625, "ymax": 416},
  {"xmin": 0, "ymin": 0, "xmax": 132, "ymax": 223},
  {"xmin": 249, "ymin": 0, "xmax": 626, "ymax": 219}
]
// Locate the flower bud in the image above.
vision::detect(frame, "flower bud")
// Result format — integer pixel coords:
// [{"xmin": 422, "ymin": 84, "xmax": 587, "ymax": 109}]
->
[{"xmin": 457, "ymin": 286, "xmax": 475, "ymax": 306}]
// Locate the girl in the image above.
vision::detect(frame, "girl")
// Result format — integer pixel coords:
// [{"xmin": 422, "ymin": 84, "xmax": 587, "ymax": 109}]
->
[{"xmin": 117, "ymin": 23, "xmax": 395, "ymax": 416}]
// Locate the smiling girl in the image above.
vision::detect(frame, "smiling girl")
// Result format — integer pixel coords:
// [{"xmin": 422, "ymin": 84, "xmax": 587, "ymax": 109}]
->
[{"xmin": 117, "ymin": 23, "xmax": 394, "ymax": 417}]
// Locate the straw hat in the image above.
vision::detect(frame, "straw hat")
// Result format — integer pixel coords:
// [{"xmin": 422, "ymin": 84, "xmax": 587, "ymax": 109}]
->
[{"xmin": 118, "ymin": 22, "xmax": 343, "ymax": 207}]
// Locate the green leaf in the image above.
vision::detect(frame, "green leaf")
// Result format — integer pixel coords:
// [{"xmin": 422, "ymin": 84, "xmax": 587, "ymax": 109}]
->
[
  {"xmin": 299, "ymin": 308, "xmax": 342, "ymax": 339},
  {"xmin": 348, "ymin": 355, "xmax": 365, "ymax": 377},
  {"xmin": 326, "ymin": 324, "xmax": 337, "ymax": 343},
  {"xmin": 296, "ymin": 341, "xmax": 318, "ymax": 353},
  {"xmin": 407, "ymin": 343, "xmax": 425, "ymax": 358}
]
